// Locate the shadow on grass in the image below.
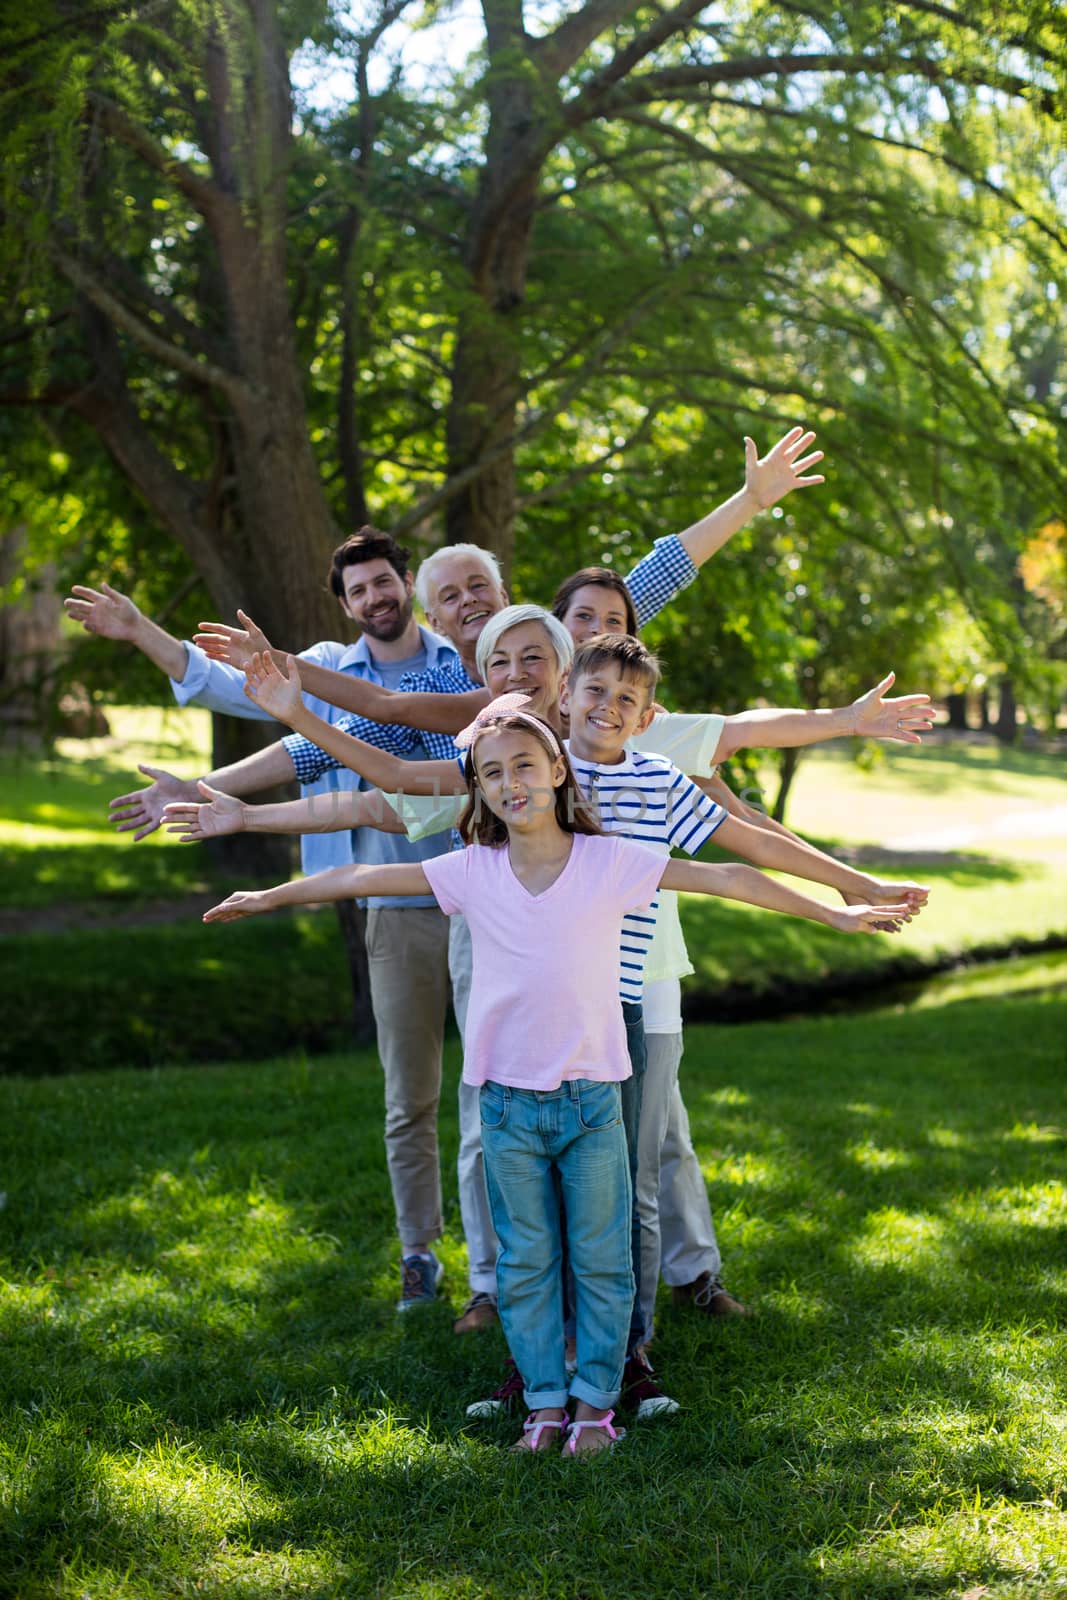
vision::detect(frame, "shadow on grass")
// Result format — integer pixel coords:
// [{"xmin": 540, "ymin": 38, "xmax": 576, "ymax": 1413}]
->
[{"xmin": 1, "ymin": 999, "xmax": 1064, "ymax": 1598}]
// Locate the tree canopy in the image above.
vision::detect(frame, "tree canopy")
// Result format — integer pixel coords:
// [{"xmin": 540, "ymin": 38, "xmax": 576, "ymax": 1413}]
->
[{"xmin": 1, "ymin": 0, "xmax": 1065, "ymax": 722}]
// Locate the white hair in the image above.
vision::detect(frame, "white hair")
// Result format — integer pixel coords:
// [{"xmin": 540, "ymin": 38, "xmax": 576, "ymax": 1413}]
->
[
  {"xmin": 475, "ymin": 604, "xmax": 575, "ymax": 679},
  {"xmin": 414, "ymin": 542, "xmax": 504, "ymax": 613}
]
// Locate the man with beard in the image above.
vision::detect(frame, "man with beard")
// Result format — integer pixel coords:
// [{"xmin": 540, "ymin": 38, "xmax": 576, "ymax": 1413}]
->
[{"xmin": 65, "ymin": 528, "xmax": 462, "ymax": 1312}]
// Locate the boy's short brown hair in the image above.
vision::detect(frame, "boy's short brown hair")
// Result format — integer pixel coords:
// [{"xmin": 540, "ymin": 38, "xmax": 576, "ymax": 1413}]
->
[
  {"xmin": 328, "ymin": 527, "xmax": 411, "ymax": 597},
  {"xmin": 569, "ymin": 632, "xmax": 661, "ymax": 705}
]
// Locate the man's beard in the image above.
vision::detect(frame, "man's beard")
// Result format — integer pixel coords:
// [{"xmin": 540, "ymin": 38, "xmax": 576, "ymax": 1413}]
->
[{"xmin": 360, "ymin": 594, "xmax": 414, "ymax": 642}]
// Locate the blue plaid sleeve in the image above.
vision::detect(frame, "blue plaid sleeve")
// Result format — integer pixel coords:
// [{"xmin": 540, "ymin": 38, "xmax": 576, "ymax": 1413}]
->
[
  {"xmin": 624, "ymin": 534, "xmax": 698, "ymax": 629},
  {"xmin": 283, "ymin": 712, "xmax": 469, "ymax": 783},
  {"xmin": 400, "ymin": 661, "xmax": 481, "ymax": 693},
  {"xmin": 282, "ymin": 661, "xmax": 481, "ymax": 785},
  {"xmin": 282, "ymin": 714, "xmax": 423, "ymax": 784}
]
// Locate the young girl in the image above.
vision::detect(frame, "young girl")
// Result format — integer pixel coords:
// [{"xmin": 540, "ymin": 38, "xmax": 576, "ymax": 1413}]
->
[{"xmin": 202, "ymin": 694, "xmax": 917, "ymax": 1456}]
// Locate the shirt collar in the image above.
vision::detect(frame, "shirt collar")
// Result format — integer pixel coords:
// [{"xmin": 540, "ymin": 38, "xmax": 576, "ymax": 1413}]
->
[{"xmin": 342, "ymin": 624, "xmax": 457, "ymax": 673}]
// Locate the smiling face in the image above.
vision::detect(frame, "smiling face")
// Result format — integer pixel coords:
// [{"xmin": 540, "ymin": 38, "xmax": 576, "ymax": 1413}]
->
[
  {"xmin": 423, "ymin": 553, "xmax": 508, "ymax": 650},
  {"xmin": 558, "ymin": 582, "xmax": 633, "ymax": 644},
  {"xmin": 472, "ymin": 726, "xmax": 566, "ymax": 834},
  {"xmin": 562, "ymin": 659, "xmax": 656, "ymax": 763},
  {"xmin": 339, "ymin": 557, "xmax": 415, "ymax": 643},
  {"xmin": 482, "ymin": 620, "xmax": 563, "ymax": 720}
]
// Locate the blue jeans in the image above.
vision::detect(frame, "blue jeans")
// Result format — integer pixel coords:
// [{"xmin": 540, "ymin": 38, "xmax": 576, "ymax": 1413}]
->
[
  {"xmin": 481, "ymin": 1079, "xmax": 634, "ymax": 1411},
  {"xmin": 562, "ymin": 1002, "xmax": 647, "ymax": 1354}
]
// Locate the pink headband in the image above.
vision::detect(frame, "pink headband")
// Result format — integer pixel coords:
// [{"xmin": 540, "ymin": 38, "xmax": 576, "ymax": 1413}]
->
[{"xmin": 454, "ymin": 692, "xmax": 562, "ymax": 757}]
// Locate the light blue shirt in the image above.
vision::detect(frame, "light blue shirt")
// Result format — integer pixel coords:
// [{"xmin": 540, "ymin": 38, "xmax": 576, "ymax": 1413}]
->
[{"xmin": 170, "ymin": 626, "xmax": 458, "ymax": 905}]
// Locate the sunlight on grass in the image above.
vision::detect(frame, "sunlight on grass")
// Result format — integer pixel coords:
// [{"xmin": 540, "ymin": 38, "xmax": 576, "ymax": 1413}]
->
[
  {"xmin": 104, "ymin": 1441, "xmax": 281, "ymax": 1531},
  {"xmin": 846, "ymin": 1140, "xmax": 913, "ymax": 1172},
  {"xmin": 851, "ymin": 1207, "xmax": 948, "ymax": 1270},
  {"xmin": 821, "ymin": 1501, "xmax": 1067, "ymax": 1598}
]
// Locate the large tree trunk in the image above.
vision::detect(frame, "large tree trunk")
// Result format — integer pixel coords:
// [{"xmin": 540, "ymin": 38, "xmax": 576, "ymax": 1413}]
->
[
  {"xmin": 206, "ymin": 715, "xmax": 297, "ymax": 878},
  {"xmin": 445, "ymin": 9, "xmax": 547, "ymax": 572}
]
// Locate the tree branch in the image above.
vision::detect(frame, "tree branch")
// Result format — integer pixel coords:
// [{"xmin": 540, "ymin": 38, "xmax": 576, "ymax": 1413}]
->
[
  {"xmin": 529, "ymin": 0, "xmax": 650, "ymax": 81},
  {"xmin": 514, "ymin": 404, "xmax": 664, "ymax": 510},
  {"xmin": 51, "ymin": 245, "xmax": 255, "ymax": 406},
  {"xmin": 392, "ymin": 270, "xmax": 696, "ymax": 534},
  {"xmin": 568, "ymin": 51, "xmax": 1059, "ymax": 124},
  {"xmin": 85, "ymin": 91, "xmax": 229, "ymax": 222}
]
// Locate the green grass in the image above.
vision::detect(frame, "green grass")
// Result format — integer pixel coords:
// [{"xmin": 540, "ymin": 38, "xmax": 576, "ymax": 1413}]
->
[
  {"xmin": 1, "ymin": 985, "xmax": 1064, "ymax": 1598},
  {"xmin": 0, "ymin": 708, "xmax": 220, "ymax": 910}
]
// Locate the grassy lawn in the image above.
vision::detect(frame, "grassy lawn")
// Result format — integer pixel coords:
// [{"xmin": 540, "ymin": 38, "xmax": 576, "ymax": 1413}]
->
[
  {"xmin": 1, "ymin": 980, "xmax": 1064, "ymax": 1598},
  {"xmin": 0, "ymin": 708, "xmax": 224, "ymax": 910}
]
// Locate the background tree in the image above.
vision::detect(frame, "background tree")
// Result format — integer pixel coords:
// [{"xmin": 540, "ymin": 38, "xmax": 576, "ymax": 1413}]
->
[{"xmin": 1, "ymin": 0, "xmax": 1064, "ymax": 766}]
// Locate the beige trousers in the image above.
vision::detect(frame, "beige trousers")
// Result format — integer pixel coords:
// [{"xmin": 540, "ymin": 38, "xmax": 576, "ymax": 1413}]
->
[{"xmin": 365, "ymin": 904, "xmax": 451, "ymax": 1252}]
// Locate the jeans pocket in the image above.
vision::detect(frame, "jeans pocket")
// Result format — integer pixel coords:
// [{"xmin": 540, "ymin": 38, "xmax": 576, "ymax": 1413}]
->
[
  {"xmin": 479, "ymin": 1081, "xmax": 510, "ymax": 1130},
  {"xmin": 575, "ymin": 1079, "xmax": 622, "ymax": 1133}
]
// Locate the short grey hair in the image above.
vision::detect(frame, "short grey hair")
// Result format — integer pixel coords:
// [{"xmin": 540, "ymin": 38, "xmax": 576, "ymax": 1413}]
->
[
  {"xmin": 475, "ymin": 604, "xmax": 575, "ymax": 679},
  {"xmin": 414, "ymin": 542, "xmax": 504, "ymax": 613}
]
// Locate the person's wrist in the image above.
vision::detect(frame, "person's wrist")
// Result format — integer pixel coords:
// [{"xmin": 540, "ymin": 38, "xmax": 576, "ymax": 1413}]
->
[{"xmin": 126, "ymin": 609, "xmax": 151, "ymax": 645}]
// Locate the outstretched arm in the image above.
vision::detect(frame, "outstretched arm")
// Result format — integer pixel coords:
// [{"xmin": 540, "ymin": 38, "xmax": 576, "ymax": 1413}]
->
[
  {"xmin": 712, "ymin": 673, "xmax": 935, "ymax": 762},
  {"xmin": 203, "ymin": 861, "xmax": 431, "ymax": 923},
  {"xmin": 194, "ymin": 611, "xmax": 491, "ymax": 729},
  {"xmin": 660, "ymin": 859, "xmax": 915, "ymax": 935},
  {"xmin": 164, "ymin": 782, "xmax": 408, "ymax": 842},
  {"xmin": 108, "ymin": 741, "xmax": 298, "ymax": 842},
  {"xmin": 677, "ymin": 426, "xmax": 825, "ymax": 569},
  {"xmin": 244, "ymin": 653, "xmax": 466, "ymax": 796},
  {"xmin": 64, "ymin": 581, "xmax": 189, "ymax": 680},
  {"xmin": 694, "ymin": 773, "xmax": 920, "ymax": 930},
  {"xmin": 710, "ymin": 810, "xmax": 929, "ymax": 911}
]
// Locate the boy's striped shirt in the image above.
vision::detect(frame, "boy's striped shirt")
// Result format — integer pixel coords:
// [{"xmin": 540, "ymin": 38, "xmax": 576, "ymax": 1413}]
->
[{"xmin": 566, "ymin": 745, "xmax": 727, "ymax": 1004}]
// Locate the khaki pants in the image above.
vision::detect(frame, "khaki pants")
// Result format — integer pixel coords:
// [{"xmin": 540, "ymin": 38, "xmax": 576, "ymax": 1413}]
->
[{"xmin": 365, "ymin": 904, "xmax": 451, "ymax": 1252}]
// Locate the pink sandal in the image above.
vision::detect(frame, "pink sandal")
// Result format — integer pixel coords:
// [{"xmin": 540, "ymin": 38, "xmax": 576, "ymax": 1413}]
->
[
  {"xmin": 510, "ymin": 1414, "xmax": 566, "ymax": 1454},
  {"xmin": 563, "ymin": 1410, "xmax": 626, "ymax": 1458}
]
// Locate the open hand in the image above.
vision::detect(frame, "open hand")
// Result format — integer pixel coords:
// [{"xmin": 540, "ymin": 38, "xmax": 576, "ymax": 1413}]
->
[
  {"xmin": 244, "ymin": 651, "xmax": 302, "ymax": 724},
  {"xmin": 744, "ymin": 426, "xmax": 825, "ymax": 510},
  {"xmin": 163, "ymin": 782, "xmax": 246, "ymax": 843},
  {"xmin": 203, "ymin": 889, "xmax": 273, "ymax": 924},
  {"xmin": 852, "ymin": 673, "xmax": 936, "ymax": 744},
  {"xmin": 194, "ymin": 609, "xmax": 273, "ymax": 671},
  {"xmin": 63, "ymin": 581, "xmax": 142, "ymax": 641},
  {"xmin": 840, "ymin": 879, "xmax": 928, "ymax": 933},
  {"xmin": 108, "ymin": 765, "xmax": 202, "ymax": 842},
  {"xmin": 833, "ymin": 902, "xmax": 915, "ymax": 935}
]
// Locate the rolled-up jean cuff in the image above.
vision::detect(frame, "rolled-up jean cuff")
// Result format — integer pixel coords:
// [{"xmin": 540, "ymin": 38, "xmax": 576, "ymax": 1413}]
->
[
  {"xmin": 524, "ymin": 1386, "xmax": 570, "ymax": 1411},
  {"xmin": 569, "ymin": 1377, "xmax": 621, "ymax": 1410}
]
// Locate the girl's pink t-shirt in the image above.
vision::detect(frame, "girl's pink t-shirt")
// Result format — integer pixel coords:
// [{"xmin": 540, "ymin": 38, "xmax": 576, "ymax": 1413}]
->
[{"xmin": 422, "ymin": 832, "xmax": 665, "ymax": 1090}]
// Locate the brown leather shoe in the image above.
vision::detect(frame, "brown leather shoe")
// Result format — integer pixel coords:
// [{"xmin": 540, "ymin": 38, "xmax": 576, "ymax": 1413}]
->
[
  {"xmin": 671, "ymin": 1272, "xmax": 751, "ymax": 1317},
  {"xmin": 453, "ymin": 1291, "xmax": 499, "ymax": 1334}
]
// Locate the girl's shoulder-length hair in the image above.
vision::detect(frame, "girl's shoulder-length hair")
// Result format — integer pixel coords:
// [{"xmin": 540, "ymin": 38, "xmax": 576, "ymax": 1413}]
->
[{"xmin": 457, "ymin": 714, "xmax": 601, "ymax": 847}]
